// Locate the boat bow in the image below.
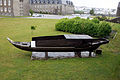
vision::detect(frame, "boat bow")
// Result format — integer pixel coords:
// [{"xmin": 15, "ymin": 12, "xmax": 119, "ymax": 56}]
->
[{"xmin": 7, "ymin": 37, "xmax": 14, "ymax": 44}]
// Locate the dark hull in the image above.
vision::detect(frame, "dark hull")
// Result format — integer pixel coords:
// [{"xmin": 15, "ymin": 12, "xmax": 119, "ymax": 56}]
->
[
  {"xmin": 7, "ymin": 35, "xmax": 109, "ymax": 52},
  {"xmin": 13, "ymin": 44, "xmax": 100, "ymax": 52},
  {"xmin": 106, "ymin": 17, "xmax": 120, "ymax": 23}
]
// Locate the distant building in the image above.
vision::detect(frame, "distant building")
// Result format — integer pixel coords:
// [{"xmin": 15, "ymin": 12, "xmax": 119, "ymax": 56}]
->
[
  {"xmin": 117, "ymin": 2, "xmax": 120, "ymax": 16},
  {"xmin": 0, "ymin": 0, "xmax": 74, "ymax": 16},
  {"xmin": 30, "ymin": 0, "xmax": 74, "ymax": 15},
  {"xmin": 75, "ymin": 6, "xmax": 116, "ymax": 16}
]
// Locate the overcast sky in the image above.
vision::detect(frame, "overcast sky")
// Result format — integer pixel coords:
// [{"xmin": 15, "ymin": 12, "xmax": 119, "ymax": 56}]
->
[{"xmin": 71, "ymin": 0, "xmax": 120, "ymax": 9}]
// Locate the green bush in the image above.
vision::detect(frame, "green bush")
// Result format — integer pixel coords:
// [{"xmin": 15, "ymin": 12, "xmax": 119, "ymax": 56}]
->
[
  {"xmin": 91, "ymin": 18, "xmax": 100, "ymax": 23},
  {"xmin": 97, "ymin": 22, "xmax": 112, "ymax": 37},
  {"xmin": 29, "ymin": 9, "xmax": 34, "ymax": 16},
  {"xmin": 72, "ymin": 17, "xmax": 81, "ymax": 20},
  {"xmin": 55, "ymin": 18, "xmax": 68, "ymax": 31},
  {"xmin": 55, "ymin": 17, "xmax": 112, "ymax": 37},
  {"xmin": 96, "ymin": 16, "xmax": 107, "ymax": 21}
]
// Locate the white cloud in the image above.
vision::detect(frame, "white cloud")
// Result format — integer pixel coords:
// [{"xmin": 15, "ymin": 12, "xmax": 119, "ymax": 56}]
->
[{"xmin": 71, "ymin": 0, "xmax": 120, "ymax": 9}]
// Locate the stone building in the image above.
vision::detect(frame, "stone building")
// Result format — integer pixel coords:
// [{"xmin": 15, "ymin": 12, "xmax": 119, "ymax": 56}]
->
[
  {"xmin": 30, "ymin": 0, "xmax": 74, "ymax": 15},
  {"xmin": 0, "ymin": 0, "xmax": 74, "ymax": 16},
  {"xmin": 117, "ymin": 2, "xmax": 120, "ymax": 16}
]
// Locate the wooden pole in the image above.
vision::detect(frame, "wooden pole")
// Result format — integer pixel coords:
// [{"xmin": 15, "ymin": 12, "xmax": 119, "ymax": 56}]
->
[
  {"xmin": 75, "ymin": 52, "xmax": 82, "ymax": 58},
  {"xmin": 89, "ymin": 51, "xmax": 92, "ymax": 57},
  {"xmin": 75, "ymin": 52, "xmax": 78, "ymax": 57},
  {"xmin": 79, "ymin": 52, "xmax": 82, "ymax": 58},
  {"xmin": 45, "ymin": 52, "xmax": 48, "ymax": 59}
]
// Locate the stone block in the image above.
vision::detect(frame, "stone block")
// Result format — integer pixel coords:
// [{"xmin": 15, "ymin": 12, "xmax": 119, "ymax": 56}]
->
[
  {"xmin": 31, "ymin": 51, "xmax": 96, "ymax": 60},
  {"xmin": 48, "ymin": 52, "xmax": 75, "ymax": 58}
]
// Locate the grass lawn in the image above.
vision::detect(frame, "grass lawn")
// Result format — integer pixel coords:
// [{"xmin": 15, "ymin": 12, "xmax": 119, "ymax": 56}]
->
[{"xmin": 0, "ymin": 18, "xmax": 120, "ymax": 80}]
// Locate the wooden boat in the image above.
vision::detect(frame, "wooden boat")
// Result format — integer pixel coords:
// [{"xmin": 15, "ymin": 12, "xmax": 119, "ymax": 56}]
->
[
  {"xmin": 106, "ymin": 17, "xmax": 120, "ymax": 23},
  {"xmin": 7, "ymin": 35, "xmax": 109, "ymax": 52}
]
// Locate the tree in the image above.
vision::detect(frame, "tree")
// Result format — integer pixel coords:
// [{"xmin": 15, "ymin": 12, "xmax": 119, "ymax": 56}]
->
[
  {"xmin": 29, "ymin": 9, "xmax": 34, "ymax": 16},
  {"xmin": 90, "ymin": 8, "xmax": 94, "ymax": 15},
  {"xmin": 74, "ymin": 10, "xmax": 84, "ymax": 14}
]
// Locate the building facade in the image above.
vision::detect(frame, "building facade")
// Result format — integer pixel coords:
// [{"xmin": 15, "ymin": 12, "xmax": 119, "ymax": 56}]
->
[
  {"xmin": 0, "ymin": 0, "xmax": 13, "ymax": 16},
  {"xmin": 0, "ymin": 0, "xmax": 74, "ymax": 16},
  {"xmin": 117, "ymin": 2, "xmax": 120, "ymax": 16}
]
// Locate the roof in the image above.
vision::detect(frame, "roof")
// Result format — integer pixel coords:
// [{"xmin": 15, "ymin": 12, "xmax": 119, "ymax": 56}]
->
[
  {"xmin": 118, "ymin": 2, "xmax": 120, "ymax": 8},
  {"xmin": 30, "ymin": 0, "xmax": 73, "ymax": 5},
  {"xmin": 64, "ymin": 35, "xmax": 93, "ymax": 39},
  {"xmin": 32, "ymin": 35, "xmax": 93, "ymax": 41}
]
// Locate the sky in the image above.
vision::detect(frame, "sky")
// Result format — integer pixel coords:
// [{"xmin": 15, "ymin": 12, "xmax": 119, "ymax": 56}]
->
[{"xmin": 71, "ymin": 0, "xmax": 120, "ymax": 9}]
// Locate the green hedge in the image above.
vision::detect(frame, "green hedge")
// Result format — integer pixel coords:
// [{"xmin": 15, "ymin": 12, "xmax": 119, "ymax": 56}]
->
[{"xmin": 55, "ymin": 17, "xmax": 112, "ymax": 37}]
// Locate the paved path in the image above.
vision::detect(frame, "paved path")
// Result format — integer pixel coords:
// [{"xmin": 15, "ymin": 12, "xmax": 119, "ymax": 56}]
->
[
  {"xmin": 26, "ymin": 15, "xmax": 78, "ymax": 19},
  {"xmin": 0, "ymin": 14, "xmax": 92, "ymax": 19}
]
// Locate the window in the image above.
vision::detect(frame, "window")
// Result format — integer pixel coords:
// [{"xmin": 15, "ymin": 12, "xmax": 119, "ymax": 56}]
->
[
  {"xmin": 19, "ymin": 0, "xmax": 23, "ymax": 2},
  {"xmin": 4, "ymin": 7, "xmax": 7, "ymax": 12},
  {"xmin": 33, "ymin": 0, "xmax": 36, "ymax": 4},
  {"xmin": 48, "ymin": 0, "xmax": 50, "ymax": 4},
  {"xmin": 20, "ymin": 3, "xmax": 23, "ymax": 8},
  {"xmin": 37, "ymin": 0, "xmax": 40, "ymax": 3},
  {"xmin": 43, "ymin": 1, "xmax": 45, "ymax": 4},
  {"xmin": 4, "ymin": 0, "xmax": 6, "ymax": 6},
  {"xmin": 35, "ymin": 5, "xmax": 36, "ymax": 8},
  {"xmin": 52, "ymin": 1, "xmax": 54, "ymax": 4},
  {"xmin": 0, "ymin": 0, "xmax": 2, "ymax": 6},
  {"xmin": 31, "ymin": 0, "xmax": 34, "ymax": 4},
  {"xmin": 66, "ymin": 1, "xmax": 68, "ymax": 4},
  {"xmin": 71, "ymin": 2, "xmax": 73, "ymax": 5},
  {"xmin": 8, "ymin": 7, "xmax": 11, "ymax": 13},
  {"xmin": 8, "ymin": 0, "xmax": 11, "ymax": 6},
  {"xmin": 0, "ymin": 7, "xmax": 3, "ymax": 12},
  {"xmin": 57, "ymin": 1, "xmax": 59, "ymax": 4}
]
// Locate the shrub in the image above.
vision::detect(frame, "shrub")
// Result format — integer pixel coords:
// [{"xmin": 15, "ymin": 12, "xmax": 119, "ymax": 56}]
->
[
  {"xmin": 29, "ymin": 9, "xmax": 34, "ymax": 16},
  {"xmin": 91, "ymin": 18, "xmax": 100, "ymax": 23},
  {"xmin": 96, "ymin": 16, "xmax": 107, "ymax": 21},
  {"xmin": 55, "ymin": 18, "xmax": 68, "ymax": 31},
  {"xmin": 72, "ymin": 17, "xmax": 81, "ymax": 20},
  {"xmin": 55, "ymin": 17, "xmax": 112, "ymax": 37},
  {"xmin": 97, "ymin": 22, "xmax": 112, "ymax": 37},
  {"xmin": 82, "ymin": 21, "xmax": 98, "ymax": 36}
]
